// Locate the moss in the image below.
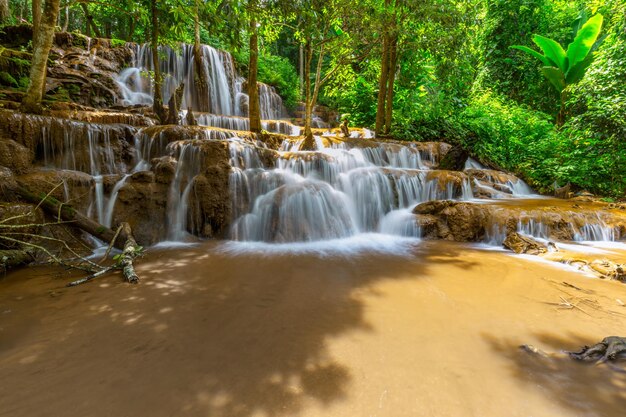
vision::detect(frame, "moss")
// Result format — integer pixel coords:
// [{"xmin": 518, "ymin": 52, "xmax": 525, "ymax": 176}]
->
[
  {"xmin": 0, "ymin": 71, "xmax": 18, "ymax": 87},
  {"xmin": 110, "ymin": 38, "xmax": 126, "ymax": 48},
  {"xmin": 18, "ymin": 76, "xmax": 29, "ymax": 90},
  {"xmin": 69, "ymin": 31, "xmax": 89, "ymax": 48},
  {"xmin": 46, "ymin": 87, "xmax": 71, "ymax": 102}
]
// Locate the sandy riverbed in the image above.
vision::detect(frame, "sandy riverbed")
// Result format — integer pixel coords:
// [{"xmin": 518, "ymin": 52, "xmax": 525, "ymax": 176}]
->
[{"xmin": 1, "ymin": 239, "xmax": 625, "ymax": 417}]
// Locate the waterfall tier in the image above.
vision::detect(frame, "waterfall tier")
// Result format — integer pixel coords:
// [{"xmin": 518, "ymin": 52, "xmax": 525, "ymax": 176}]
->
[
  {"xmin": 2, "ymin": 110, "xmax": 625, "ymax": 248},
  {"xmin": 116, "ymin": 43, "xmax": 286, "ymax": 120}
]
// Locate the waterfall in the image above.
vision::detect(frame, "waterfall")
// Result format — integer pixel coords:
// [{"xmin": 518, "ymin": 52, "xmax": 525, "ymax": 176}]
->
[
  {"xmin": 115, "ymin": 43, "xmax": 286, "ymax": 120},
  {"xmin": 229, "ymin": 138, "xmax": 476, "ymax": 242}
]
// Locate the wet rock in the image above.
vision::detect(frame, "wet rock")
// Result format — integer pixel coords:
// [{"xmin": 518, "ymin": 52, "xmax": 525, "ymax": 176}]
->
[
  {"xmin": 188, "ymin": 170, "xmax": 232, "ymax": 238},
  {"xmin": 112, "ymin": 181, "xmax": 169, "ymax": 245},
  {"xmin": 0, "ymin": 139, "xmax": 31, "ymax": 174},
  {"xmin": 16, "ymin": 169, "xmax": 94, "ymax": 211},
  {"xmin": 0, "ymin": 111, "xmax": 135, "ymax": 174},
  {"xmin": 152, "ymin": 156, "xmax": 177, "ymax": 184},
  {"xmin": 438, "ymin": 145, "xmax": 468, "ymax": 171},
  {"xmin": 414, "ymin": 201, "xmax": 489, "ymax": 241},
  {"xmin": 413, "ymin": 199, "xmax": 626, "ymax": 244},
  {"xmin": 0, "ymin": 166, "xmax": 18, "ymax": 200},
  {"xmin": 48, "ymin": 110, "xmax": 155, "ymax": 127},
  {"xmin": 503, "ymin": 232, "xmax": 548, "ymax": 255},
  {"xmin": 130, "ymin": 170, "xmax": 154, "ymax": 183}
]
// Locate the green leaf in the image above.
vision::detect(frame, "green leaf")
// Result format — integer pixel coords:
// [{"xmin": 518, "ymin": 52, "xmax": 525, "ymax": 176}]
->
[
  {"xmin": 510, "ymin": 45, "xmax": 552, "ymax": 66},
  {"xmin": 565, "ymin": 53, "xmax": 594, "ymax": 84},
  {"xmin": 571, "ymin": 10, "xmax": 588, "ymax": 39},
  {"xmin": 532, "ymin": 35, "xmax": 567, "ymax": 72},
  {"xmin": 566, "ymin": 14, "xmax": 603, "ymax": 72},
  {"xmin": 541, "ymin": 66, "xmax": 566, "ymax": 93}
]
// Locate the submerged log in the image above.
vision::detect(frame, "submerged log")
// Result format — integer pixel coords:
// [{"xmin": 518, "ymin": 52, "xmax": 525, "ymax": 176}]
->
[{"xmin": 0, "ymin": 249, "xmax": 34, "ymax": 273}]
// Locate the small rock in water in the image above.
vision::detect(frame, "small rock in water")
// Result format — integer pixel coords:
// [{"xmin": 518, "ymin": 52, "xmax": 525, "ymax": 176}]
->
[{"xmin": 503, "ymin": 232, "xmax": 548, "ymax": 255}]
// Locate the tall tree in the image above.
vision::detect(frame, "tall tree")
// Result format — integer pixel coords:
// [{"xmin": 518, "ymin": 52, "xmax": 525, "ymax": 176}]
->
[
  {"xmin": 192, "ymin": 0, "xmax": 210, "ymax": 112},
  {"xmin": 150, "ymin": 0, "xmax": 167, "ymax": 123},
  {"xmin": 375, "ymin": 0, "xmax": 403, "ymax": 136},
  {"xmin": 0, "ymin": 0, "xmax": 10, "ymax": 24},
  {"xmin": 32, "ymin": 0, "xmax": 42, "ymax": 39},
  {"xmin": 248, "ymin": 12, "xmax": 262, "ymax": 132},
  {"xmin": 21, "ymin": 0, "xmax": 61, "ymax": 114}
]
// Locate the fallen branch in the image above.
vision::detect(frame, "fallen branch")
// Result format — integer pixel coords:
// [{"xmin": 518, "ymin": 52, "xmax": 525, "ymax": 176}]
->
[
  {"xmin": 66, "ymin": 222, "xmax": 142, "ymax": 287},
  {"xmin": 14, "ymin": 185, "xmax": 127, "ymax": 250},
  {"xmin": 119, "ymin": 222, "xmax": 140, "ymax": 284}
]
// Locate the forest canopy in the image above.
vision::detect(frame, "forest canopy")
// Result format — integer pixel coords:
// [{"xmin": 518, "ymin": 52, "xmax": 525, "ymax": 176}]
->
[{"xmin": 1, "ymin": 0, "xmax": 625, "ymax": 196}]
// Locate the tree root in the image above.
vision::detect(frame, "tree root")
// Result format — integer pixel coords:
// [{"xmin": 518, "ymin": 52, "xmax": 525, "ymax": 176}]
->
[{"xmin": 567, "ymin": 337, "xmax": 626, "ymax": 364}]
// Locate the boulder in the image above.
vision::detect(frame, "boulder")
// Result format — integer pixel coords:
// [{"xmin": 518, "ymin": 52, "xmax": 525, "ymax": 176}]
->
[
  {"xmin": 503, "ymin": 232, "xmax": 548, "ymax": 255},
  {"xmin": 413, "ymin": 201, "xmax": 489, "ymax": 241},
  {"xmin": 0, "ymin": 138, "xmax": 32, "ymax": 173},
  {"xmin": 438, "ymin": 144, "xmax": 469, "ymax": 171}
]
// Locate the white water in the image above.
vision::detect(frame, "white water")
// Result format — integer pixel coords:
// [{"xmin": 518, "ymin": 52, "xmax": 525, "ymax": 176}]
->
[{"xmin": 115, "ymin": 43, "xmax": 286, "ymax": 120}]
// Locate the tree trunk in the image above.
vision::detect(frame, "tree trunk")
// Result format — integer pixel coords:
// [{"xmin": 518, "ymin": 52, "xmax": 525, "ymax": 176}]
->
[
  {"xmin": 375, "ymin": 34, "xmax": 389, "ymax": 136},
  {"xmin": 62, "ymin": 6, "xmax": 69, "ymax": 32},
  {"xmin": 167, "ymin": 83, "xmax": 184, "ymax": 125},
  {"xmin": 383, "ymin": 34, "xmax": 398, "ymax": 135},
  {"xmin": 302, "ymin": 40, "xmax": 315, "ymax": 150},
  {"xmin": 126, "ymin": 15, "xmax": 136, "ymax": 41},
  {"xmin": 0, "ymin": 0, "xmax": 10, "ymax": 24},
  {"xmin": 21, "ymin": 0, "xmax": 61, "ymax": 114},
  {"xmin": 32, "ymin": 0, "xmax": 41, "ymax": 40},
  {"xmin": 299, "ymin": 44, "xmax": 304, "ymax": 97},
  {"xmin": 150, "ymin": 0, "xmax": 166, "ymax": 123},
  {"xmin": 80, "ymin": 3, "xmax": 101, "ymax": 38},
  {"xmin": 192, "ymin": 0, "xmax": 209, "ymax": 112},
  {"xmin": 248, "ymin": 16, "xmax": 262, "ymax": 133}
]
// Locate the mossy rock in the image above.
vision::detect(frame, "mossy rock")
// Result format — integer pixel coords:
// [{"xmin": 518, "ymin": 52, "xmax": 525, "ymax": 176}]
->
[{"xmin": 0, "ymin": 72, "xmax": 18, "ymax": 87}]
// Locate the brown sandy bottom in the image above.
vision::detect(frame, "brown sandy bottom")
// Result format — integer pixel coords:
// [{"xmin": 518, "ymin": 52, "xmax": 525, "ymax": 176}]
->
[{"xmin": 1, "ymin": 240, "xmax": 626, "ymax": 417}]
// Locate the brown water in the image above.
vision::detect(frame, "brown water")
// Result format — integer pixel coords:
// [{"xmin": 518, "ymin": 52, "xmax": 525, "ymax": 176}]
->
[{"xmin": 1, "ymin": 240, "xmax": 626, "ymax": 417}]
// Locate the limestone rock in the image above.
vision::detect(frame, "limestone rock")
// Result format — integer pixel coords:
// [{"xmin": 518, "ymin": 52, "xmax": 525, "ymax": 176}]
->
[{"xmin": 503, "ymin": 232, "xmax": 548, "ymax": 255}]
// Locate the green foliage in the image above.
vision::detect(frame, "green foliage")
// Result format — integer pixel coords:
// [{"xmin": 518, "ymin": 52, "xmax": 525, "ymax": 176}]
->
[
  {"xmin": 511, "ymin": 13, "xmax": 604, "ymax": 94},
  {"xmin": 453, "ymin": 92, "xmax": 625, "ymax": 197},
  {"xmin": 110, "ymin": 38, "xmax": 127, "ymax": 48},
  {"xmin": 0, "ymin": 71, "xmax": 17, "ymax": 87},
  {"xmin": 234, "ymin": 50, "xmax": 300, "ymax": 111}
]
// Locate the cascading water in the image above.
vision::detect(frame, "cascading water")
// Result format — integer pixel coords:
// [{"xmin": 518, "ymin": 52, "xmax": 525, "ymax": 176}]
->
[
  {"xmin": 229, "ymin": 138, "xmax": 475, "ymax": 242},
  {"xmin": 115, "ymin": 43, "xmax": 286, "ymax": 120}
]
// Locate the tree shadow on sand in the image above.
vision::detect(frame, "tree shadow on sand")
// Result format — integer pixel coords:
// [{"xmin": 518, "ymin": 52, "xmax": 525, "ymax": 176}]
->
[
  {"xmin": 0, "ymin": 241, "xmax": 478, "ymax": 417},
  {"xmin": 483, "ymin": 332, "xmax": 626, "ymax": 417}
]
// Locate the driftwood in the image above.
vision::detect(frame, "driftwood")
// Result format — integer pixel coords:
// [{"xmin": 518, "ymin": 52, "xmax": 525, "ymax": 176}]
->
[
  {"xmin": 10, "ymin": 184, "xmax": 142, "ymax": 285},
  {"xmin": 14, "ymin": 185, "xmax": 127, "ymax": 250},
  {"xmin": 119, "ymin": 222, "xmax": 139, "ymax": 283},
  {"xmin": 66, "ymin": 222, "xmax": 141, "ymax": 286},
  {"xmin": 567, "ymin": 337, "xmax": 626, "ymax": 363},
  {"xmin": 521, "ymin": 336, "xmax": 626, "ymax": 373}
]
